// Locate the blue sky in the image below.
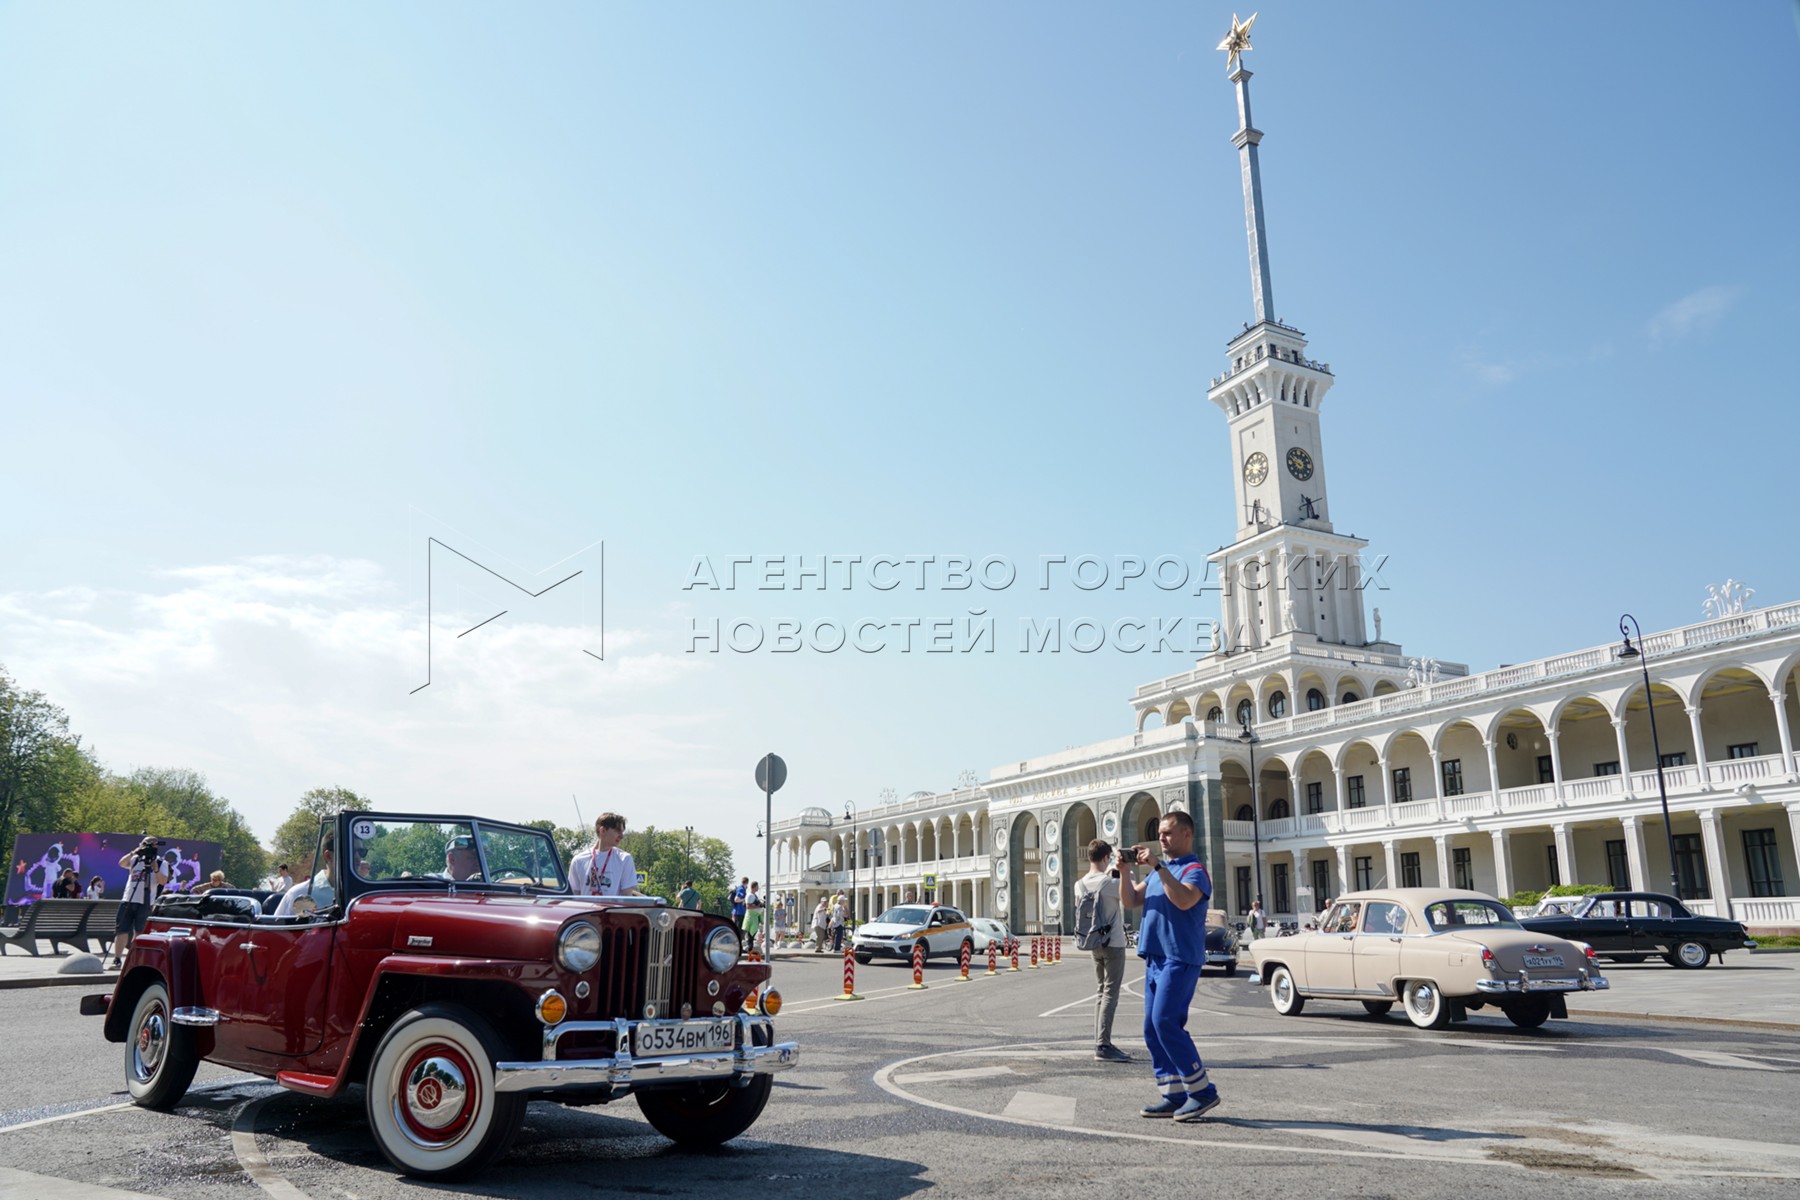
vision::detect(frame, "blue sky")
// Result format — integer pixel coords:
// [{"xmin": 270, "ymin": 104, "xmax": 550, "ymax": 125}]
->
[{"xmin": 3, "ymin": 3, "xmax": 1797, "ymax": 881}]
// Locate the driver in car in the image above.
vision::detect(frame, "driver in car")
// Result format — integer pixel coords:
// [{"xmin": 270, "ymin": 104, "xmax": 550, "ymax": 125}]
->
[{"xmin": 440, "ymin": 836, "xmax": 483, "ymax": 881}]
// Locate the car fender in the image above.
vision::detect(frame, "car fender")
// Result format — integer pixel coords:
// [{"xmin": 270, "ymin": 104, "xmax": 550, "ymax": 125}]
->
[{"xmin": 102, "ymin": 930, "xmax": 211, "ymax": 1053}]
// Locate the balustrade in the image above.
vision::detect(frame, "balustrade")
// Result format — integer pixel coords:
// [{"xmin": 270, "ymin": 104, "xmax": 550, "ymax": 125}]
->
[{"xmin": 1498, "ymin": 784, "xmax": 1557, "ymax": 813}]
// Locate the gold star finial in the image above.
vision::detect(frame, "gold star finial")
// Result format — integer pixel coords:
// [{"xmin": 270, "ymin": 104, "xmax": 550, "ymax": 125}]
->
[{"xmin": 1217, "ymin": 11, "xmax": 1257, "ymax": 73}]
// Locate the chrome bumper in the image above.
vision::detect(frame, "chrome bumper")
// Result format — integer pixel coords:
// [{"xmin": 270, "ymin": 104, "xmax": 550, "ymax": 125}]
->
[
  {"xmin": 494, "ymin": 1014, "xmax": 799, "ymax": 1095},
  {"xmin": 1474, "ymin": 975, "xmax": 1610, "ymax": 994}
]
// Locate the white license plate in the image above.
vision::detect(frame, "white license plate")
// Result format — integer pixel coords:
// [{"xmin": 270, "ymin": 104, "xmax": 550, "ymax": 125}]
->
[
  {"xmin": 632, "ymin": 1019, "xmax": 734, "ymax": 1058},
  {"xmin": 1523, "ymin": 954, "xmax": 1565, "ymax": 968}
]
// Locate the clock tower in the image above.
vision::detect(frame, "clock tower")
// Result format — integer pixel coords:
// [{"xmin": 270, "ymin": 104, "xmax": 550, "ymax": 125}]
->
[{"xmin": 1204, "ymin": 26, "xmax": 1371, "ymax": 653}]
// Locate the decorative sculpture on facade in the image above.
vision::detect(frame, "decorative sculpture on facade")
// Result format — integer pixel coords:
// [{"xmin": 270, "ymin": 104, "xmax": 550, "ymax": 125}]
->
[
  {"xmin": 1405, "ymin": 657, "xmax": 1441, "ymax": 688},
  {"xmin": 1373, "ymin": 607, "xmax": 1382, "ymax": 641},
  {"xmin": 1703, "ymin": 579, "xmax": 1755, "ymax": 619}
]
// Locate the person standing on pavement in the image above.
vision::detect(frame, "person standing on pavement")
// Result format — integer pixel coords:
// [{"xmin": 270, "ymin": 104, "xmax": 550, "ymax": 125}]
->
[
  {"xmin": 829, "ymin": 891, "xmax": 848, "ymax": 952},
  {"xmin": 1120, "ymin": 810, "xmax": 1219, "ymax": 1123},
  {"xmin": 730, "ymin": 877, "xmax": 749, "ymax": 926},
  {"xmin": 1248, "ymin": 898, "xmax": 1266, "ymax": 940},
  {"xmin": 677, "ymin": 879, "xmax": 701, "ymax": 910},
  {"xmin": 107, "ymin": 837, "xmax": 170, "ymax": 969},
  {"xmin": 743, "ymin": 882, "xmax": 766, "ymax": 951},
  {"xmin": 810, "ymin": 896, "xmax": 831, "ymax": 952},
  {"xmin": 568, "ymin": 813, "xmax": 642, "ymax": 897},
  {"xmin": 272, "ymin": 864, "xmax": 294, "ymax": 893},
  {"xmin": 1075, "ymin": 839, "xmax": 1131, "ymax": 1063}
]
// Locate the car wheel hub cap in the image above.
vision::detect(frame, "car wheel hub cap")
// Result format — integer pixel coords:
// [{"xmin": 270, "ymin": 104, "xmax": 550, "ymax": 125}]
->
[
  {"xmin": 1411, "ymin": 985, "xmax": 1435, "ymax": 1014},
  {"xmin": 1681, "ymin": 944, "xmax": 1706, "ymax": 965},
  {"xmin": 397, "ymin": 1045, "xmax": 475, "ymax": 1145},
  {"xmin": 134, "ymin": 1010, "xmax": 166, "ymax": 1078}
]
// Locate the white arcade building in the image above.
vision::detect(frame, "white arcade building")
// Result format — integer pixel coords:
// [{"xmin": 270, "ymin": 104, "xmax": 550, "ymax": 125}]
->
[{"xmin": 768, "ymin": 35, "xmax": 1800, "ymax": 937}]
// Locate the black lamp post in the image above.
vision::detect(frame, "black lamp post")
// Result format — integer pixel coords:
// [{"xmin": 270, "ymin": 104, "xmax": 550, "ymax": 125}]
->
[
  {"xmin": 684, "ymin": 824, "xmax": 693, "ymax": 885},
  {"xmin": 844, "ymin": 801, "xmax": 858, "ymax": 925},
  {"xmin": 1618, "ymin": 614, "xmax": 1683, "ymax": 898},
  {"xmin": 1239, "ymin": 715, "xmax": 1266, "ymax": 913}
]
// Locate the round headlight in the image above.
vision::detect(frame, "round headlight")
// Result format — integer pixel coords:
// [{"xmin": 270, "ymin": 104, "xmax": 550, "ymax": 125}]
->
[
  {"xmin": 558, "ymin": 921, "xmax": 601, "ymax": 972},
  {"xmin": 706, "ymin": 925, "xmax": 741, "ymax": 972}
]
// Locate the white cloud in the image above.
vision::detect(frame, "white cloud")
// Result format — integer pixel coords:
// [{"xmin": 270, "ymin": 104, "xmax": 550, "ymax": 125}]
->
[
  {"xmin": 0, "ymin": 555, "xmax": 713, "ymax": 842},
  {"xmin": 1647, "ymin": 284, "xmax": 1742, "ymax": 346}
]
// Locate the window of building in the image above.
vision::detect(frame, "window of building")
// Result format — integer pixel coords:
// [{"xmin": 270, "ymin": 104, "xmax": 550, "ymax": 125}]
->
[
  {"xmin": 1269, "ymin": 797, "xmax": 1290, "ymax": 820},
  {"xmin": 1305, "ymin": 781, "xmax": 1323, "ymax": 814},
  {"xmin": 1235, "ymin": 865, "xmax": 1252, "ymax": 914},
  {"xmin": 1307, "ymin": 688, "xmax": 1326, "ymax": 712},
  {"xmin": 1236, "ymin": 698, "xmax": 1254, "ymax": 726},
  {"xmin": 1441, "ymin": 758, "xmax": 1464, "ymax": 797},
  {"xmin": 1453, "ymin": 846, "xmax": 1474, "ymax": 890},
  {"xmin": 1269, "ymin": 692, "xmax": 1288, "ymax": 718},
  {"xmin": 1234, "ymin": 804, "xmax": 1253, "ymax": 822},
  {"xmin": 1342, "ymin": 691, "xmax": 1360, "ymax": 705},
  {"xmin": 1744, "ymin": 829, "xmax": 1784, "ymax": 898},
  {"xmin": 1729, "ymin": 742, "xmax": 1760, "ymax": 760},
  {"xmin": 1272, "ymin": 862, "xmax": 1291, "ymax": 913},
  {"xmin": 1537, "ymin": 755, "xmax": 1555, "ymax": 784},
  {"xmin": 1354, "ymin": 855, "xmax": 1373, "ymax": 890},
  {"xmin": 1547, "ymin": 845, "xmax": 1560, "ymax": 886},
  {"xmin": 1400, "ymin": 851, "xmax": 1422, "ymax": 888},
  {"xmin": 1392, "ymin": 766, "xmax": 1412, "ymax": 804},
  {"xmin": 1658, "ymin": 752, "xmax": 1688, "ymax": 769},
  {"xmin": 1311, "ymin": 858, "xmax": 1330, "ymax": 909},
  {"xmin": 1672, "ymin": 833, "xmax": 1708, "ymax": 899},
  {"xmin": 1593, "ymin": 761, "xmax": 1620, "ymax": 776},
  {"xmin": 1206, "ymin": 706, "xmax": 1223, "ymax": 723},
  {"xmin": 1605, "ymin": 839, "xmax": 1629, "ymax": 889},
  {"xmin": 1347, "ymin": 775, "xmax": 1365, "ymax": 808}
]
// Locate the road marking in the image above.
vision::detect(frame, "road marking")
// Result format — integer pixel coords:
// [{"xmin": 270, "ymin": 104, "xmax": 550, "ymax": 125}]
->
[
  {"xmin": 1039, "ymin": 992, "xmax": 1104, "ymax": 1017},
  {"xmin": 230, "ymin": 1096, "xmax": 311, "ymax": 1200},
  {"xmin": 0, "ymin": 1103, "xmax": 132, "ymax": 1135},
  {"xmin": 891, "ymin": 1066, "xmax": 1016, "ymax": 1086},
  {"xmin": 1659, "ymin": 1048, "xmax": 1791, "ymax": 1072},
  {"xmin": 1002, "ymin": 1091, "xmax": 1077, "ymax": 1123},
  {"xmin": 0, "ymin": 1166, "xmax": 165, "ymax": 1198}
]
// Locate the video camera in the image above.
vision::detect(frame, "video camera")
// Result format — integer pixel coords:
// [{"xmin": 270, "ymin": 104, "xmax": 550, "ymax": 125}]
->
[{"xmin": 131, "ymin": 836, "xmax": 166, "ymax": 864}]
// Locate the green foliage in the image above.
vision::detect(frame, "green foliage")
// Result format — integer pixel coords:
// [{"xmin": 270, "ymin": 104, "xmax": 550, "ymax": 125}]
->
[
  {"xmin": 0, "ymin": 666, "xmax": 96, "ymax": 859},
  {"xmin": 361, "ymin": 822, "xmax": 459, "ymax": 879},
  {"xmin": 622, "ymin": 824, "xmax": 734, "ymax": 910},
  {"xmin": 115, "ymin": 767, "xmax": 268, "ymax": 888},
  {"xmin": 1505, "ymin": 883, "xmax": 1615, "ymax": 910},
  {"xmin": 271, "ymin": 785, "xmax": 372, "ymax": 872}
]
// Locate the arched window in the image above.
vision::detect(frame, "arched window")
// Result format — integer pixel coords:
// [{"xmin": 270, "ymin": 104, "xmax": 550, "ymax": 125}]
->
[
  {"xmin": 1206, "ymin": 706, "xmax": 1223, "ymax": 723},
  {"xmin": 1307, "ymin": 688, "xmax": 1326, "ymax": 711},
  {"xmin": 1234, "ymin": 805, "xmax": 1253, "ymax": 822},
  {"xmin": 1236, "ymin": 698, "xmax": 1254, "ymax": 726},
  {"xmin": 1268, "ymin": 797, "xmax": 1290, "ymax": 819},
  {"xmin": 1268, "ymin": 691, "xmax": 1288, "ymax": 718},
  {"xmin": 1342, "ymin": 691, "xmax": 1360, "ymax": 705}
]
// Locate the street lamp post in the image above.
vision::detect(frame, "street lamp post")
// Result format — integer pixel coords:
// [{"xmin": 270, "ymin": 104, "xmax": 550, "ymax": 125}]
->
[
  {"xmin": 1618, "ymin": 614, "xmax": 1683, "ymax": 898},
  {"xmin": 1239, "ymin": 716, "xmax": 1266, "ymax": 914},
  {"xmin": 684, "ymin": 825, "xmax": 693, "ymax": 886},
  {"xmin": 844, "ymin": 801, "xmax": 858, "ymax": 925}
]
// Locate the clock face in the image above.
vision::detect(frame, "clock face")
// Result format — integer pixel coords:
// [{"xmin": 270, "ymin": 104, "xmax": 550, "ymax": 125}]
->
[
  {"xmin": 1243, "ymin": 452, "xmax": 1269, "ymax": 486},
  {"xmin": 1286, "ymin": 447, "xmax": 1314, "ymax": 480}
]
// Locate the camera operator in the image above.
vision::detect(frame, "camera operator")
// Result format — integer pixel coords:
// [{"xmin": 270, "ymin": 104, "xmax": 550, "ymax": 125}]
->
[
  {"xmin": 107, "ymin": 837, "xmax": 171, "ymax": 969},
  {"xmin": 1119, "ymin": 810, "xmax": 1221, "ymax": 1122}
]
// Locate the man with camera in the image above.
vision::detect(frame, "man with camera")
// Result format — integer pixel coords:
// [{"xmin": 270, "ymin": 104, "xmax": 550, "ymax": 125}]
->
[
  {"xmin": 1119, "ymin": 810, "xmax": 1220, "ymax": 1122},
  {"xmin": 107, "ymin": 837, "xmax": 171, "ymax": 969}
]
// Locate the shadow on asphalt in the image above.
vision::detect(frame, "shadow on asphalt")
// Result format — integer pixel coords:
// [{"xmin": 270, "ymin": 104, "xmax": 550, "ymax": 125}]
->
[{"xmin": 1206, "ymin": 1116, "xmax": 1520, "ymax": 1144}]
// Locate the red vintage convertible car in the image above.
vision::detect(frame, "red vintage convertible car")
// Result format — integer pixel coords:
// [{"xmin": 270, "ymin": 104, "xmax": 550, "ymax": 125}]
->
[{"xmin": 81, "ymin": 812, "xmax": 796, "ymax": 1180}]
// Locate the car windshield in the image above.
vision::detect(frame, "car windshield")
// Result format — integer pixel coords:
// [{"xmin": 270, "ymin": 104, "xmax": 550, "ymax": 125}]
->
[
  {"xmin": 348, "ymin": 817, "xmax": 568, "ymax": 890},
  {"xmin": 876, "ymin": 906, "xmax": 932, "ymax": 926},
  {"xmin": 1423, "ymin": 899, "xmax": 1519, "ymax": 931}
]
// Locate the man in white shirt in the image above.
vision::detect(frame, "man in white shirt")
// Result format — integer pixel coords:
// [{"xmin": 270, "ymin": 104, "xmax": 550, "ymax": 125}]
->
[
  {"xmin": 1075, "ymin": 839, "xmax": 1131, "ymax": 1062},
  {"xmin": 568, "ymin": 812, "xmax": 641, "ymax": 897}
]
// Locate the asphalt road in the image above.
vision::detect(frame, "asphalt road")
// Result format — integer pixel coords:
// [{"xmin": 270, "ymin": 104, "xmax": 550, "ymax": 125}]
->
[{"xmin": 2, "ymin": 953, "xmax": 1797, "ymax": 1199}]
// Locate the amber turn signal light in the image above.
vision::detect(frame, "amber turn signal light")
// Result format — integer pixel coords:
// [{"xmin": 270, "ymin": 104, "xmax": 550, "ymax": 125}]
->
[
  {"xmin": 759, "ymin": 988, "xmax": 782, "ymax": 1016},
  {"xmin": 536, "ymin": 990, "xmax": 568, "ymax": 1025}
]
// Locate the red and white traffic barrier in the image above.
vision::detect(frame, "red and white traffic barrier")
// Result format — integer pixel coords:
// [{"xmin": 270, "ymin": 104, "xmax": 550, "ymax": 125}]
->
[
  {"xmin": 956, "ymin": 940, "xmax": 972, "ymax": 982},
  {"xmin": 833, "ymin": 943, "xmax": 863, "ymax": 1001},
  {"xmin": 986, "ymin": 940, "xmax": 999, "ymax": 976},
  {"xmin": 1008, "ymin": 936, "xmax": 1021, "ymax": 972},
  {"xmin": 1030, "ymin": 936, "xmax": 1040, "ymax": 969},
  {"xmin": 907, "ymin": 938, "xmax": 928, "ymax": 989}
]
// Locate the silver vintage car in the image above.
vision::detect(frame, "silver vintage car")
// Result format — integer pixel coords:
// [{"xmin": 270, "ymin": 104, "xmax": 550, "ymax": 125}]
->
[{"xmin": 1248, "ymin": 889, "xmax": 1609, "ymax": 1030}]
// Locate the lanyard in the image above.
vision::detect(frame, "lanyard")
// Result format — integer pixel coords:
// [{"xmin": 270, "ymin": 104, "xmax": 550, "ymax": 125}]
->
[{"xmin": 588, "ymin": 847, "xmax": 613, "ymax": 894}]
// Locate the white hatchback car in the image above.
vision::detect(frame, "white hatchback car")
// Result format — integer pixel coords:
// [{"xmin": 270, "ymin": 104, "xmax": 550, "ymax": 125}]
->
[
  {"xmin": 969, "ymin": 917, "xmax": 1012, "ymax": 953},
  {"xmin": 852, "ymin": 904, "xmax": 976, "ymax": 965}
]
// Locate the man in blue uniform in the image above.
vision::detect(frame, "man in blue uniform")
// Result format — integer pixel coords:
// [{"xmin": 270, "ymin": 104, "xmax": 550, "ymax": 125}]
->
[{"xmin": 1120, "ymin": 809, "xmax": 1219, "ymax": 1122}]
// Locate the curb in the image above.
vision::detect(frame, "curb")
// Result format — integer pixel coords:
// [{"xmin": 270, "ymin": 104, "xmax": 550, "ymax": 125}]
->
[
  {"xmin": 0, "ymin": 974, "xmax": 114, "ymax": 991},
  {"xmin": 1567, "ymin": 1007, "xmax": 1800, "ymax": 1033}
]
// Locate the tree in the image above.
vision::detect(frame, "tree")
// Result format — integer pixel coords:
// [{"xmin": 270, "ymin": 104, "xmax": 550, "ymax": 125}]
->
[
  {"xmin": 0, "ymin": 666, "xmax": 94, "ymax": 859},
  {"xmin": 621, "ymin": 825, "xmax": 733, "ymax": 911},
  {"xmin": 119, "ymin": 767, "xmax": 268, "ymax": 889},
  {"xmin": 270, "ymin": 786, "xmax": 372, "ymax": 874}
]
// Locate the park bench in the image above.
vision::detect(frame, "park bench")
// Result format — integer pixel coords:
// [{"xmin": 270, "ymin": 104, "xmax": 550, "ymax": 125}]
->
[{"xmin": 0, "ymin": 898, "xmax": 117, "ymax": 956}]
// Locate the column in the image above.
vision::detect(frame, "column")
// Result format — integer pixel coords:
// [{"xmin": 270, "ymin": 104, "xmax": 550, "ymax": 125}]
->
[
  {"xmin": 1612, "ymin": 718, "xmax": 1634, "ymax": 790},
  {"xmin": 1687, "ymin": 705, "xmax": 1711, "ymax": 789},
  {"xmin": 1382, "ymin": 840, "xmax": 1399, "ymax": 889},
  {"xmin": 1490, "ymin": 829, "xmax": 1513, "ymax": 899},
  {"xmin": 1547, "ymin": 728, "xmax": 1566, "ymax": 800},
  {"xmin": 1375, "ymin": 757, "xmax": 1393, "ymax": 823},
  {"xmin": 1551, "ymin": 823, "xmax": 1576, "ymax": 887},
  {"xmin": 1334, "ymin": 845, "xmax": 1350, "ymax": 899},
  {"xmin": 1433, "ymin": 833, "xmax": 1452, "ymax": 888},
  {"xmin": 951, "ymin": 822, "xmax": 961, "ymax": 860},
  {"xmin": 1619, "ymin": 814, "xmax": 1649, "ymax": 892},
  {"xmin": 1483, "ymin": 737, "xmax": 1501, "ymax": 805},
  {"xmin": 1770, "ymin": 691, "xmax": 1796, "ymax": 777},
  {"xmin": 1697, "ymin": 810, "xmax": 1732, "ymax": 915},
  {"xmin": 1288, "ymin": 767, "xmax": 1302, "ymax": 820},
  {"xmin": 1333, "ymin": 767, "xmax": 1348, "ymax": 812},
  {"xmin": 1428, "ymin": 749, "xmax": 1444, "ymax": 820}
]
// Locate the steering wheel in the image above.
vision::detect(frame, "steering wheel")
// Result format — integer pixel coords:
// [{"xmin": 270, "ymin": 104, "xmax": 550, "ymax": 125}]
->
[{"xmin": 490, "ymin": 868, "xmax": 532, "ymax": 883}]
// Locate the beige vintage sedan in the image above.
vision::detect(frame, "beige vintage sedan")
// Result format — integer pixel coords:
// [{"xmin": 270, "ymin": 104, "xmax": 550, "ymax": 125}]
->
[{"xmin": 1248, "ymin": 889, "xmax": 1610, "ymax": 1030}]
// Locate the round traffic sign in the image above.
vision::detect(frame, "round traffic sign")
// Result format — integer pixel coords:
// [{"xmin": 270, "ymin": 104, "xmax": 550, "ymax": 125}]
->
[{"xmin": 755, "ymin": 753, "xmax": 787, "ymax": 794}]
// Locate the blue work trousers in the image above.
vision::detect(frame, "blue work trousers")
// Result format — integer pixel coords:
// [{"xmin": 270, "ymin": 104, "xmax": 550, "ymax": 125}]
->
[{"xmin": 1142, "ymin": 956, "xmax": 1211, "ymax": 1098}]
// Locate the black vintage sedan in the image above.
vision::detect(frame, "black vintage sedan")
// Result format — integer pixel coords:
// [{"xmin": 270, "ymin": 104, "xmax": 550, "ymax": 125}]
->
[{"xmin": 1519, "ymin": 892, "xmax": 1756, "ymax": 969}]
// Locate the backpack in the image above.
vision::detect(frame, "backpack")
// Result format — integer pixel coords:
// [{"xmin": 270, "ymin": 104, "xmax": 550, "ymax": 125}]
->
[{"xmin": 1074, "ymin": 878, "xmax": 1115, "ymax": 951}]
